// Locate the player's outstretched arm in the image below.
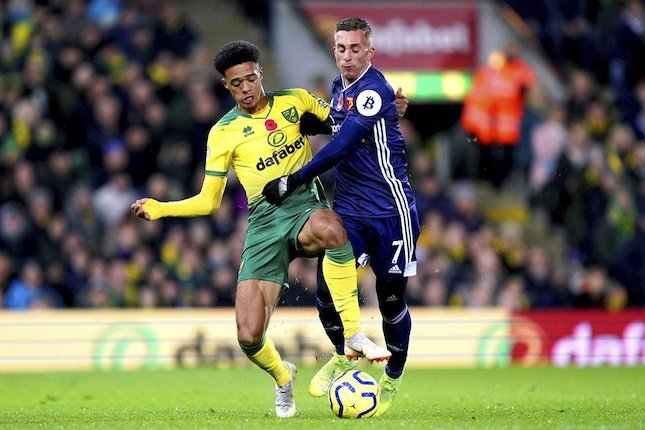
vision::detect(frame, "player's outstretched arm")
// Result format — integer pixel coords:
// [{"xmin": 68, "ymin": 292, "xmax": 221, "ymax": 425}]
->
[
  {"xmin": 131, "ymin": 175, "xmax": 226, "ymax": 220},
  {"xmin": 263, "ymin": 119, "xmax": 367, "ymax": 205}
]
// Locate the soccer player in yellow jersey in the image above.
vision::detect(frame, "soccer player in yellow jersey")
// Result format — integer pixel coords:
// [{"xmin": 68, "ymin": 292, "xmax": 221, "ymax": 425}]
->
[{"xmin": 130, "ymin": 40, "xmax": 390, "ymax": 418}]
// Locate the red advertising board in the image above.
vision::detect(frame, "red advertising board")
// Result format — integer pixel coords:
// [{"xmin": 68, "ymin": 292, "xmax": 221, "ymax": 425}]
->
[
  {"xmin": 511, "ymin": 310, "xmax": 645, "ymax": 367},
  {"xmin": 300, "ymin": 2, "xmax": 478, "ymax": 71}
]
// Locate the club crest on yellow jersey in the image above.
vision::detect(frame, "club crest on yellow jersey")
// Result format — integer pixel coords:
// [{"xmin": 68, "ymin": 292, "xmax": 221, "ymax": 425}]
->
[{"xmin": 281, "ymin": 107, "xmax": 299, "ymax": 123}]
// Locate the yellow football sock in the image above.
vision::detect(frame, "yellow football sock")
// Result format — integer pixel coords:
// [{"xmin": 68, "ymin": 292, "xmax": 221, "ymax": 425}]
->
[
  {"xmin": 241, "ymin": 337, "xmax": 291, "ymax": 386},
  {"xmin": 323, "ymin": 242, "xmax": 360, "ymax": 339}
]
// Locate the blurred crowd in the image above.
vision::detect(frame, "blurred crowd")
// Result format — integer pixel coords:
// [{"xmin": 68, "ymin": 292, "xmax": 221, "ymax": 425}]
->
[{"xmin": 0, "ymin": 0, "xmax": 643, "ymax": 312}]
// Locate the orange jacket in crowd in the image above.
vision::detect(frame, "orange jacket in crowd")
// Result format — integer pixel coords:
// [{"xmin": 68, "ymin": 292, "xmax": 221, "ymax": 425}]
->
[{"xmin": 461, "ymin": 52, "xmax": 536, "ymax": 145}]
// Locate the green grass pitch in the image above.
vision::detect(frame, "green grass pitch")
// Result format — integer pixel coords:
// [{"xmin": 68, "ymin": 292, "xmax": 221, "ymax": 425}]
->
[{"xmin": 1, "ymin": 365, "xmax": 643, "ymax": 429}]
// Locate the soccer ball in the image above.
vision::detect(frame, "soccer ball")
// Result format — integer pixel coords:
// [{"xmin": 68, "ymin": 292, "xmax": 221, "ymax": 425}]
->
[{"xmin": 328, "ymin": 370, "xmax": 380, "ymax": 418}]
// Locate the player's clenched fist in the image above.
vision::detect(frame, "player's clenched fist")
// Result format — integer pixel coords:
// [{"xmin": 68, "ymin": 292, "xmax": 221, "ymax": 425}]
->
[
  {"xmin": 262, "ymin": 172, "xmax": 304, "ymax": 206},
  {"xmin": 131, "ymin": 198, "xmax": 151, "ymax": 220}
]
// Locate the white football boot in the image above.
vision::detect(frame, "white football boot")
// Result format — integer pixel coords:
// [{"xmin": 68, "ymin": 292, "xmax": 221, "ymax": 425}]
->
[
  {"xmin": 344, "ymin": 332, "xmax": 392, "ymax": 362},
  {"xmin": 274, "ymin": 361, "xmax": 297, "ymax": 418}
]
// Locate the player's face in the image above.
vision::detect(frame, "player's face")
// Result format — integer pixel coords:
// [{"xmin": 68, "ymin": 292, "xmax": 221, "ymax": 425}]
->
[
  {"xmin": 222, "ymin": 61, "xmax": 268, "ymax": 114},
  {"xmin": 333, "ymin": 29, "xmax": 374, "ymax": 84}
]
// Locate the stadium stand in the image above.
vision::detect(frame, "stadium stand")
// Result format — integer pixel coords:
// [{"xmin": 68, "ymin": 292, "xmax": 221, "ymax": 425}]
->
[{"xmin": 0, "ymin": 0, "xmax": 643, "ymax": 312}]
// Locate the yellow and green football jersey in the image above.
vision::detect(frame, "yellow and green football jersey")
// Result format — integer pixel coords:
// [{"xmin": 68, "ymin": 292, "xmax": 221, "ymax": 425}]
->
[{"xmin": 205, "ymin": 88, "xmax": 330, "ymax": 204}]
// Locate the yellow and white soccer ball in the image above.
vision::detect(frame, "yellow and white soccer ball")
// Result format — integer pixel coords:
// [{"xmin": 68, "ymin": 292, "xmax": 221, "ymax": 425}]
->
[{"xmin": 328, "ymin": 370, "xmax": 380, "ymax": 418}]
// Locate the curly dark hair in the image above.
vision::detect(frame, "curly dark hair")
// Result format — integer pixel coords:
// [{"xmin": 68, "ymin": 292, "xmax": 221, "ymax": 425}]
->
[{"xmin": 214, "ymin": 41, "xmax": 260, "ymax": 75}]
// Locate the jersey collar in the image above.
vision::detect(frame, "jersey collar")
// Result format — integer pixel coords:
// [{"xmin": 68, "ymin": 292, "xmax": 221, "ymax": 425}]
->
[
  {"xmin": 340, "ymin": 64, "xmax": 372, "ymax": 93},
  {"xmin": 235, "ymin": 94, "xmax": 274, "ymax": 119}
]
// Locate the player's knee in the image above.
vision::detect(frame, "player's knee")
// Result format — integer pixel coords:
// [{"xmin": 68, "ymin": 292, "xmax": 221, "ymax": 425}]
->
[
  {"xmin": 237, "ymin": 328, "xmax": 263, "ymax": 347},
  {"xmin": 376, "ymin": 278, "xmax": 408, "ymax": 319},
  {"xmin": 323, "ymin": 226, "xmax": 346, "ymax": 249},
  {"xmin": 379, "ymin": 295, "xmax": 407, "ymax": 320},
  {"xmin": 313, "ymin": 211, "xmax": 347, "ymax": 248}
]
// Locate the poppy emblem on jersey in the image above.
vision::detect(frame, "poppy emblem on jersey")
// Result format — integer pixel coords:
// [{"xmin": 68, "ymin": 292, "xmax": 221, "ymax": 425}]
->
[
  {"xmin": 345, "ymin": 96, "xmax": 354, "ymax": 111},
  {"xmin": 281, "ymin": 107, "xmax": 299, "ymax": 123},
  {"xmin": 265, "ymin": 119, "xmax": 278, "ymax": 131},
  {"xmin": 336, "ymin": 95, "xmax": 343, "ymax": 111}
]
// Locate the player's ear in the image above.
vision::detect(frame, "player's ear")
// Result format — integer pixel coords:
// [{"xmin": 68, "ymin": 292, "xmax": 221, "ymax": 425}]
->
[
  {"xmin": 221, "ymin": 77, "xmax": 228, "ymax": 90},
  {"xmin": 368, "ymin": 46, "xmax": 375, "ymax": 60}
]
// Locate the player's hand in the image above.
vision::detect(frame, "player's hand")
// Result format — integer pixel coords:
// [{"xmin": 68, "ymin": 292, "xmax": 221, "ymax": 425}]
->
[
  {"xmin": 262, "ymin": 173, "xmax": 304, "ymax": 205},
  {"xmin": 395, "ymin": 87, "xmax": 409, "ymax": 118},
  {"xmin": 300, "ymin": 112, "xmax": 332, "ymax": 136},
  {"xmin": 131, "ymin": 198, "xmax": 151, "ymax": 220}
]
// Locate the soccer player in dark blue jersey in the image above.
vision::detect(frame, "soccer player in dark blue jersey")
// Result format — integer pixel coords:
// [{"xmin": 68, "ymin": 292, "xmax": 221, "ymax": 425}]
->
[{"xmin": 263, "ymin": 17, "xmax": 420, "ymax": 416}]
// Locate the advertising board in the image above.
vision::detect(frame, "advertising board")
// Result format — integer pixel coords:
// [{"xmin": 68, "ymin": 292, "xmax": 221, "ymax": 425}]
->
[{"xmin": 0, "ymin": 308, "xmax": 507, "ymax": 372}]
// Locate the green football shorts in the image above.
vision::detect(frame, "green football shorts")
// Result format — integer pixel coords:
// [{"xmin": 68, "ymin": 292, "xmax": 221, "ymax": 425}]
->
[{"xmin": 238, "ymin": 179, "xmax": 330, "ymax": 287}]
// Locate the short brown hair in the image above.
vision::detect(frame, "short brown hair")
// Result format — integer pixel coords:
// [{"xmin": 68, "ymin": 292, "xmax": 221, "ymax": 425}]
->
[{"xmin": 336, "ymin": 17, "xmax": 372, "ymax": 40}]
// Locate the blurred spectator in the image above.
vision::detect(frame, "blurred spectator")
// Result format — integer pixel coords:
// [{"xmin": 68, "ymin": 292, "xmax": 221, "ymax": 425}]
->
[
  {"xmin": 138, "ymin": 284, "xmax": 159, "ymax": 308},
  {"xmin": 92, "ymin": 170, "xmax": 138, "ymax": 229},
  {"xmin": 0, "ymin": 252, "xmax": 15, "ymax": 299},
  {"xmin": 631, "ymin": 78, "xmax": 645, "ymax": 139},
  {"xmin": 608, "ymin": 0, "xmax": 645, "ymax": 125},
  {"xmin": 451, "ymin": 181, "xmax": 484, "ymax": 233},
  {"xmin": 4, "ymin": 260, "xmax": 63, "ymax": 310},
  {"xmin": 609, "ymin": 215, "xmax": 645, "ymax": 306},
  {"xmin": 460, "ymin": 41, "xmax": 536, "ymax": 188},
  {"xmin": 153, "ymin": 3, "xmax": 198, "ymax": 58},
  {"xmin": 583, "ymin": 98, "xmax": 613, "ymax": 143},
  {"xmin": 63, "ymin": 246, "xmax": 92, "ymax": 306},
  {"xmin": 149, "ymin": 265, "xmax": 182, "ymax": 307},
  {"xmin": 521, "ymin": 245, "xmax": 568, "ymax": 308},
  {"xmin": 209, "ymin": 263, "xmax": 236, "ymax": 307},
  {"xmin": 565, "ymin": 68, "xmax": 599, "ymax": 121},
  {"xmin": 79, "ymin": 258, "xmax": 120, "ymax": 307},
  {"xmin": 537, "ymin": 120, "xmax": 594, "ymax": 234},
  {"xmin": 193, "ymin": 286, "xmax": 216, "ymax": 307},
  {"xmin": 594, "ymin": 184, "xmax": 637, "ymax": 264},
  {"xmin": 627, "ymin": 142, "xmax": 645, "ymax": 192},
  {"xmin": 571, "ymin": 265, "xmax": 626, "ymax": 310},
  {"xmin": 156, "ymin": 136, "xmax": 193, "ymax": 185},
  {"xmin": 65, "ymin": 183, "xmax": 105, "ymax": 251},
  {"xmin": 414, "ymin": 174, "xmax": 455, "ymax": 222},
  {"xmin": 174, "ymin": 245, "xmax": 208, "ymax": 294},
  {"xmin": 515, "ymin": 82, "xmax": 548, "ymax": 180},
  {"xmin": 421, "ymin": 276, "xmax": 449, "ymax": 307},
  {"xmin": 123, "ymin": 123, "xmax": 158, "ymax": 188},
  {"xmin": 86, "ymin": 0, "xmax": 122, "ymax": 29},
  {"xmin": 494, "ymin": 222, "xmax": 526, "ymax": 275},
  {"xmin": 496, "ymin": 275, "xmax": 528, "ymax": 311},
  {"xmin": 0, "ymin": 201, "xmax": 39, "ymax": 261},
  {"xmin": 0, "ymin": 112, "xmax": 20, "ymax": 165},
  {"xmin": 84, "ymin": 94, "xmax": 125, "ymax": 184},
  {"xmin": 529, "ymin": 103, "xmax": 567, "ymax": 194}
]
